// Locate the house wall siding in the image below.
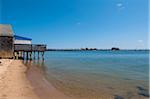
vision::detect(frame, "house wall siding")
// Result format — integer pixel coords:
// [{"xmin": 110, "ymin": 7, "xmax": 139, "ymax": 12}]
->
[
  {"xmin": 0, "ymin": 36, "xmax": 13, "ymax": 58},
  {"xmin": 14, "ymin": 40, "xmax": 32, "ymax": 44}
]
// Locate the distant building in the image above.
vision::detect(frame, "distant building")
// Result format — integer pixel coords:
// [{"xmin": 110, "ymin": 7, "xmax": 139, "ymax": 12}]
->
[
  {"xmin": 81, "ymin": 48, "xmax": 97, "ymax": 51},
  {"xmin": 14, "ymin": 35, "xmax": 32, "ymax": 44},
  {"xmin": 0, "ymin": 24, "xmax": 14, "ymax": 58},
  {"xmin": 111, "ymin": 47, "xmax": 120, "ymax": 51}
]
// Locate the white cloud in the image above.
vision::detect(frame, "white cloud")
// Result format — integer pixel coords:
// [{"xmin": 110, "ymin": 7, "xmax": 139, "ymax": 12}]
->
[
  {"xmin": 77, "ymin": 22, "xmax": 81, "ymax": 25},
  {"xmin": 116, "ymin": 3, "xmax": 125, "ymax": 10},
  {"xmin": 138, "ymin": 40, "xmax": 143, "ymax": 43},
  {"xmin": 116, "ymin": 3, "xmax": 123, "ymax": 7}
]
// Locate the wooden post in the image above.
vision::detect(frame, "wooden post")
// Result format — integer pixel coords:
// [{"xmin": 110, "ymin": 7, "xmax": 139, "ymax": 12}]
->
[
  {"xmin": 21, "ymin": 51, "xmax": 23, "ymax": 58},
  {"xmin": 26, "ymin": 52, "xmax": 29, "ymax": 60},
  {"xmin": 18, "ymin": 51, "xmax": 20, "ymax": 58},
  {"xmin": 19, "ymin": 51, "xmax": 21, "ymax": 58},
  {"xmin": 30, "ymin": 52, "xmax": 32, "ymax": 60},
  {"xmin": 42, "ymin": 51, "xmax": 44, "ymax": 60},
  {"xmin": 13, "ymin": 52, "xmax": 15, "ymax": 59},
  {"xmin": 38, "ymin": 51, "xmax": 40, "ymax": 60},
  {"xmin": 16, "ymin": 52, "xmax": 19, "ymax": 60},
  {"xmin": 23, "ymin": 51, "xmax": 25, "ymax": 60},
  {"xmin": 34, "ymin": 51, "xmax": 36, "ymax": 60},
  {"xmin": 20, "ymin": 51, "xmax": 21, "ymax": 58}
]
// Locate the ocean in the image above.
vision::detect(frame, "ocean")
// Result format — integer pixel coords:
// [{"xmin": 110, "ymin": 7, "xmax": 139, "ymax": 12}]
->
[{"xmin": 32, "ymin": 50, "xmax": 149, "ymax": 99}]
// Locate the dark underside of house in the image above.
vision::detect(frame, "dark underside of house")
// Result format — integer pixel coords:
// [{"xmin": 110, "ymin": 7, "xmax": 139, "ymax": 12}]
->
[{"xmin": 14, "ymin": 44, "xmax": 46, "ymax": 60}]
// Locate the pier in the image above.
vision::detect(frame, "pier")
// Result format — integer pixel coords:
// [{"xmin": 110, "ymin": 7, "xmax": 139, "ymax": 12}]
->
[
  {"xmin": 14, "ymin": 44, "xmax": 46, "ymax": 60},
  {"xmin": 0, "ymin": 24, "xmax": 47, "ymax": 60}
]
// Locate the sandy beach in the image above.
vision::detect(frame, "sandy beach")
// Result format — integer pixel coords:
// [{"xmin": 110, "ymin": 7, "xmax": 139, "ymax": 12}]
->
[
  {"xmin": 0, "ymin": 59, "xmax": 39, "ymax": 99},
  {"xmin": 0, "ymin": 59, "xmax": 71, "ymax": 99}
]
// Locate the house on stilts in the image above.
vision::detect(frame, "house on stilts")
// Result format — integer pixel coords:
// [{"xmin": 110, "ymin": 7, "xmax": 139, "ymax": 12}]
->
[{"xmin": 0, "ymin": 24, "xmax": 46, "ymax": 60}]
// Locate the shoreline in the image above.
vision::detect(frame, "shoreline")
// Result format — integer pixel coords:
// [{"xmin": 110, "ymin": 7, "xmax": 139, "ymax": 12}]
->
[
  {"xmin": 25, "ymin": 60, "xmax": 71, "ymax": 99},
  {"xmin": 0, "ymin": 59, "xmax": 148, "ymax": 99},
  {"xmin": 0, "ymin": 59, "xmax": 71, "ymax": 99}
]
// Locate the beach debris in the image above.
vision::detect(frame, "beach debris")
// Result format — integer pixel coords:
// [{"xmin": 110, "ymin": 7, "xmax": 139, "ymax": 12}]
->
[
  {"xmin": 126, "ymin": 91, "xmax": 133, "ymax": 99},
  {"xmin": 114, "ymin": 95, "xmax": 124, "ymax": 99},
  {"xmin": 137, "ymin": 86, "xmax": 147, "ymax": 91},
  {"xmin": 123, "ymin": 78, "xmax": 131, "ymax": 80},
  {"xmin": 136, "ymin": 86, "xmax": 149, "ymax": 97},
  {"xmin": 138, "ymin": 90, "xmax": 150, "ymax": 97},
  {"xmin": 0, "ymin": 61, "xmax": 2, "ymax": 66}
]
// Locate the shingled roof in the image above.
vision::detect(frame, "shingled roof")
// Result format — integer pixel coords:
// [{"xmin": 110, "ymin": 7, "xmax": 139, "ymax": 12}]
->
[{"xmin": 0, "ymin": 24, "xmax": 13, "ymax": 37}]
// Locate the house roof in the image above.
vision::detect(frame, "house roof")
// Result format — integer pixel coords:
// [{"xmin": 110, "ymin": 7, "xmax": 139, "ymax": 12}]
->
[
  {"xmin": 0, "ymin": 24, "xmax": 13, "ymax": 37},
  {"xmin": 14, "ymin": 35, "xmax": 32, "ymax": 40}
]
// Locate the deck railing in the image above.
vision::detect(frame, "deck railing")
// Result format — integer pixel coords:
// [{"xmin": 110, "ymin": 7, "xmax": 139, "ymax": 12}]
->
[{"xmin": 14, "ymin": 44, "xmax": 46, "ymax": 52}]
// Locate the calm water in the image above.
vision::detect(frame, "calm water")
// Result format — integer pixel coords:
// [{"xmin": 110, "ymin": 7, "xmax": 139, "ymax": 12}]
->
[{"xmin": 34, "ymin": 51, "xmax": 149, "ymax": 99}]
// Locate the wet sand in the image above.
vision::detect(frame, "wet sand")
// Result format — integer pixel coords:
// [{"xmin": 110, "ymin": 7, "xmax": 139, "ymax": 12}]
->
[
  {"xmin": 0, "ymin": 59, "xmax": 70, "ymax": 99},
  {"xmin": 26, "ymin": 61, "xmax": 71, "ymax": 99}
]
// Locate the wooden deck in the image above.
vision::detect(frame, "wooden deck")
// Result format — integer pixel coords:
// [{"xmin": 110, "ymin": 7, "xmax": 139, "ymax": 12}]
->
[
  {"xmin": 14, "ymin": 44, "xmax": 46, "ymax": 52},
  {"xmin": 14, "ymin": 44, "xmax": 46, "ymax": 60}
]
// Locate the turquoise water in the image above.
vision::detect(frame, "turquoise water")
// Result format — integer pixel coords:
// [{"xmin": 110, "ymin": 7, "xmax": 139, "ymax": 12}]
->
[{"xmin": 35, "ymin": 51, "xmax": 149, "ymax": 99}]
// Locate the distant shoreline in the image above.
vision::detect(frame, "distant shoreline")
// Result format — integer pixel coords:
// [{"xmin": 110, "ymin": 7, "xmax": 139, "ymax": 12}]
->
[{"xmin": 46, "ymin": 49, "xmax": 150, "ymax": 51}]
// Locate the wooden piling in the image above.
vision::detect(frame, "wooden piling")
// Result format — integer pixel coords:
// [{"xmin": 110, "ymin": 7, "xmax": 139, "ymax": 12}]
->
[
  {"xmin": 29, "ymin": 52, "xmax": 32, "ymax": 60},
  {"xmin": 13, "ymin": 52, "xmax": 16, "ymax": 59},
  {"xmin": 23, "ymin": 52, "xmax": 25, "ymax": 60},
  {"xmin": 34, "ymin": 51, "xmax": 36, "ymax": 60},
  {"xmin": 42, "ymin": 51, "xmax": 44, "ymax": 60},
  {"xmin": 38, "ymin": 51, "xmax": 40, "ymax": 60},
  {"xmin": 14, "ymin": 44, "xmax": 46, "ymax": 61},
  {"xmin": 26, "ymin": 52, "xmax": 29, "ymax": 60},
  {"xmin": 16, "ymin": 52, "xmax": 19, "ymax": 60},
  {"xmin": 21, "ymin": 51, "xmax": 23, "ymax": 58}
]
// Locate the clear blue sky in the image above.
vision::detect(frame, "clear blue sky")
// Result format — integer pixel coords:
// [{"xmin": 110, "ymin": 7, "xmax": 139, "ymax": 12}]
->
[{"xmin": 0, "ymin": 0, "xmax": 148, "ymax": 49}]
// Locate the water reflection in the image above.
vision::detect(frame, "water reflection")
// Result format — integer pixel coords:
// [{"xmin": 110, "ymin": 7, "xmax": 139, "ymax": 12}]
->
[{"xmin": 23, "ymin": 59, "xmax": 46, "ymax": 70}]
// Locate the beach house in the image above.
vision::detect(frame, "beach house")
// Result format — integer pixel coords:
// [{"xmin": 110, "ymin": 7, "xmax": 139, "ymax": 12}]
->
[
  {"xmin": 0, "ymin": 25, "xmax": 14, "ymax": 59},
  {"xmin": 0, "ymin": 24, "xmax": 46, "ymax": 59}
]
